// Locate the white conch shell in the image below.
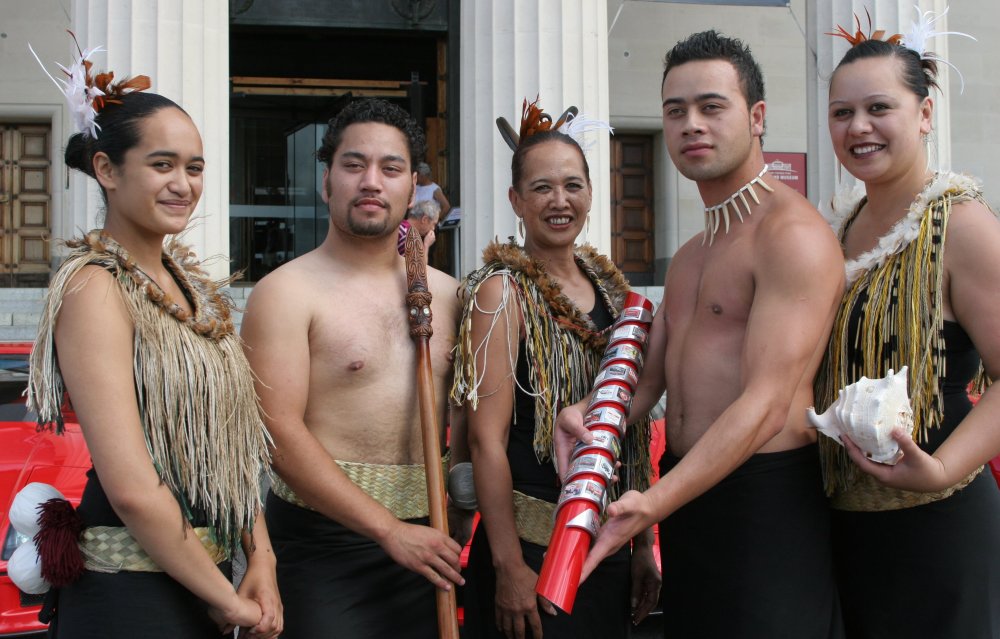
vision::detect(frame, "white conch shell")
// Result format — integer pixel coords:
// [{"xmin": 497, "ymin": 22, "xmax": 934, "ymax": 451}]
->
[
  {"xmin": 9, "ymin": 482, "xmax": 65, "ymax": 537},
  {"xmin": 807, "ymin": 367, "xmax": 913, "ymax": 465},
  {"xmin": 7, "ymin": 540, "xmax": 50, "ymax": 595}
]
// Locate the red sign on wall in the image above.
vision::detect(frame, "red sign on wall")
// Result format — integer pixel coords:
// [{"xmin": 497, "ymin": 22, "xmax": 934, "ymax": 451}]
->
[{"xmin": 763, "ymin": 152, "xmax": 807, "ymax": 198}]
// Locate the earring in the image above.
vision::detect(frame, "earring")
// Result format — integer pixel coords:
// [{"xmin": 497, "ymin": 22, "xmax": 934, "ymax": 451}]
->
[
  {"xmin": 835, "ymin": 157, "xmax": 842, "ymax": 184},
  {"xmin": 586, "ymin": 214, "xmax": 591, "ymax": 235},
  {"xmin": 517, "ymin": 219, "xmax": 524, "ymax": 240}
]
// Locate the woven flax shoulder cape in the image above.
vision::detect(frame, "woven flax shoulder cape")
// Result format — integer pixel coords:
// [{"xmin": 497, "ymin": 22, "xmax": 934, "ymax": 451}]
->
[
  {"xmin": 451, "ymin": 240, "xmax": 652, "ymax": 497},
  {"xmin": 27, "ymin": 231, "xmax": 271, "ymax": 555},
  {"xmin": 815, "ymin": 172, "xmax": 993, "ymax": 504}
]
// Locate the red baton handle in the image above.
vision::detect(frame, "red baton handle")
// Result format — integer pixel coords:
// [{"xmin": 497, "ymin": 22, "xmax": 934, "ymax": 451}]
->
[{"xmin": 536, "ymin": 292, "xmax": 654, "ymax": 612}]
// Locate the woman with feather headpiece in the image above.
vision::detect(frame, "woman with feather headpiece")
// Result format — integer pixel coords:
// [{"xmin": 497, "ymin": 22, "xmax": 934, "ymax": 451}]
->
[
  {"xmin": 24, "ymin": 34, "xmax": 280, "ymax": 638},
  {"xmin": 815, "ymin": 8, "xmax": 1000, "ymax": 637},
  {"xmin": 451, "ymin": 99, "xmax": 660, "ymax": 638}
]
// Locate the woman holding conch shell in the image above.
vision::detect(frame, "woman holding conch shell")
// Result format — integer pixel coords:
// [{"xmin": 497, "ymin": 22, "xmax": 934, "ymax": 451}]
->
[{"xmin": 811, "ymin": 7, "xmax": 1000, "ymax": 637}]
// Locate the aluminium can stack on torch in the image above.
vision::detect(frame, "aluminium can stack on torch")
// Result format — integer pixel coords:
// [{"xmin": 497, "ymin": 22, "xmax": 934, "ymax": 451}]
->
[{"xmin": 535, "ymin": 292, "xmax": 655, "ymax": 613}]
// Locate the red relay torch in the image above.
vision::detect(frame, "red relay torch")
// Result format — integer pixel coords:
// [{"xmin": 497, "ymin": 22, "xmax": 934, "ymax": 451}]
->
[{"xmin": 535, "ymin": 292, "xmax": 654, "ymax": 612}]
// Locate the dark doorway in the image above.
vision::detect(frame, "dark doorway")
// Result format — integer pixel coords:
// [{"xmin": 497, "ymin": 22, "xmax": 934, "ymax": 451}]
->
[
  {"xmin": 610, "ymin": 135, "xmax": 655, "ymax": 285},
  {"xmin": 229, "ymin": 14, "xmax": 455, "ymax": 281}
]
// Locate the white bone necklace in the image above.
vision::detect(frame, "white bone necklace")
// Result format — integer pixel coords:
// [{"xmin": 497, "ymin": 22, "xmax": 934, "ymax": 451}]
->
[{"xmin": 702, "ymin": 165, "xmax": 774, "ymax": 245}]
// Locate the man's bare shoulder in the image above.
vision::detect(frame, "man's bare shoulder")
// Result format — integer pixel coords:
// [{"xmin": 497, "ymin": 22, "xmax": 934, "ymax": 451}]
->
[
  {"xmin": 755, "ymin": 187, "xmax": 844, "ymax": 283},
  {"xmin": 759, "ymin": 187, "xmax": 839, "ymax": 250},
  {"xmin": 427, "ymin": 266, "xmax": 461, "ymax": 299},
  {"xmin": 244, "ymin": 250, "xmax": 331, "ymax": 317}
]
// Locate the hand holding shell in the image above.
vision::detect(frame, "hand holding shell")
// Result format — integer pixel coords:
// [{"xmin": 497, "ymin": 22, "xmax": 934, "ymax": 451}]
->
[{"xmin": 807, "ymin": 367, "xmax": 913, "ymax": 465}]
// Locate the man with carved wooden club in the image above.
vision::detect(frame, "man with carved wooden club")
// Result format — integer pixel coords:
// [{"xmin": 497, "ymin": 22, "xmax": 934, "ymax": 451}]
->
[{"xmin": 241, "ymin": 98, "xmax": 465, "ymax": 639}]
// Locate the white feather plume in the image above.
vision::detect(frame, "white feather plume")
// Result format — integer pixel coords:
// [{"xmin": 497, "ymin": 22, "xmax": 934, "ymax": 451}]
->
[
  {"xmin": 29, "ymin": 42, "xmax": 106, "ymax": 138},
  {"xmin": 557, "ymin": 113, "xmax": 614, "ymax": 153},
  {"xmin": 900, "ymin": 5, "xmax": 976, "ymax": 94}
]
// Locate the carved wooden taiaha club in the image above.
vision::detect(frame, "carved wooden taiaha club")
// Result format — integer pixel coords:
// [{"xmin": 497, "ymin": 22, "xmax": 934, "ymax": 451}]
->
[{"xmin": 404, "ymin": 224, "xmax": 460, "ymax": 639}]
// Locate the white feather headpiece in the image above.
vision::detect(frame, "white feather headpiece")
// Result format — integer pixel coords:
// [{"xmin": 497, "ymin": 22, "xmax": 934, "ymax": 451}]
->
[
  {"xmin": 28, "ymin": 31, "xmax": 151, "ymax": 139},
  {"xmin": 829, "ymin": 5, "xmax": 975, "ymax": 93},
  {"xmin": 29, "ymin": 39, "xmax": 106, "ymax": 139},
  {"xmin": 900, "ymin": 5, "xmax": 976, "ymax": 93},
  {"xmin": 557, "ymin": 112, "xmax": 613, "ymax": 154},
  {"xmin": 495, "ymin": 97, "xmax": 612, "ymax": 154}
]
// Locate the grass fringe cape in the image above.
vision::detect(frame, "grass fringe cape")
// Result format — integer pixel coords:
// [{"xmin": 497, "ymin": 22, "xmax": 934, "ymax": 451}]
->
[
  {"xmin": 27, "ymin": 231, "xmax": 272, "ymax": 556},
  {"xmin": 815, "ymin": 172, "xmax": 992, "ymax": 498},
  {"xmin": 451, "ymin": 240, "xmax": 652, "ymax": 497}
]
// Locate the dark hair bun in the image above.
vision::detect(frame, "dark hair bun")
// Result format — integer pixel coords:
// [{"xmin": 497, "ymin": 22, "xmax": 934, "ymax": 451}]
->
[{"xmin": 64, "ymin": 133, "xmax": 95, "ymax": 177}]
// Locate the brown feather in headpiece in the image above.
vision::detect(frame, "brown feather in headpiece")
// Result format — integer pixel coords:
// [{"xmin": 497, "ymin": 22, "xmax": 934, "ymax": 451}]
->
[
  {"xmin": 519, "ymin": 96, "xmax": 554, "ymax": 141},
  {"xmin": 92, "ymin": 72, "xmax": 153, "ymax": 112},
  {"xmin": 828, "ymin": 9, "xmax": 903, "ymax": 47}
]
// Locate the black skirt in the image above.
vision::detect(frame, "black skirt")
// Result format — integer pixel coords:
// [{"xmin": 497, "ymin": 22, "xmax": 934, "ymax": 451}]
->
[
  {"xmin": 832, "ymin": 471, "xmax": 1000, "ymax": 639},
  {"xmin": 658, "ymin": 444, "xmax": 842, "ymax": 639},
  {"xmin": 46, "ymin": 468, "xmax": 231, "ymax": 638},
  {"xmin": 47, "ymin": 562, "xmax": 232, "ymax": 638},
  {"xmin": 462, "ymin": 521, "xmax": 631, "ymax": 639},
  {"xmin": 266, "ymin": 490, "xmax": 440, "ymax": 639}
]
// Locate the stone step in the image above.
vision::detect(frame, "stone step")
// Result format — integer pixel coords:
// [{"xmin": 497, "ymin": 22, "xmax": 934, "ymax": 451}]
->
[
  {"xmin": 0, "ymin": 288, "xmax": 46, "ymax": 302},
  {"xmin": 0, "ymin": 324, "xmax": 38, "ymax": 342}
]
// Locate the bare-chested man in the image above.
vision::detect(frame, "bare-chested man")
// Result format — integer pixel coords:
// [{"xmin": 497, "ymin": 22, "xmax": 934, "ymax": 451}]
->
[
  {"xmin": 556, "ymin": 31, "xmax": 845, "ymax": 638},
  {"xmin": 241, "ymin": 98, "xmax": 464, "ymax": 639}
]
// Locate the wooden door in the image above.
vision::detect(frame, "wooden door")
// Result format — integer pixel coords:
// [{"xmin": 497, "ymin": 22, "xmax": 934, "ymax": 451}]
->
[
  {"xmin": 0, "ymin": 124, "xmax": 52, "ymax": 287},
  {"xmin": 610, "ymin": 135, "xmax": 654, "ymax": 284}
]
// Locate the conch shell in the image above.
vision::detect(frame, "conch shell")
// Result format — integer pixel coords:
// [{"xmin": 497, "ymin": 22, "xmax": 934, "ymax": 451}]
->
[{"xmin": 807, "ymin": 367, "xmax": 913, "ymax": 465}]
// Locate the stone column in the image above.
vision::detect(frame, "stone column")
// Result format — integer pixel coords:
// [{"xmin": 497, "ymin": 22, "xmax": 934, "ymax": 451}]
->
[
  {"xmin": 807, "ymin": 0, "xmax": 953, "ymax": 212},
  {"xmin": 459, "ymin": 0, "xmax": 611, "ymax": 275},
  {"xmin": 72, "ymin": 0, "xmax": 230, "ymax": 278}
]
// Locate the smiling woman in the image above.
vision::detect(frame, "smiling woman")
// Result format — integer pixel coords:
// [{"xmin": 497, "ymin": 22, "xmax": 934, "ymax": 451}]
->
[
  {"xmin": 814, "ymin": 19, "xmax": 1000, "ymax": 639},
  {"xmin": 23, "ymin": 38, "xmax": 280, "ymax": 639},
  {"xmin": 450, "ymin": 100, "xmax": 658, "ymax": 639}
]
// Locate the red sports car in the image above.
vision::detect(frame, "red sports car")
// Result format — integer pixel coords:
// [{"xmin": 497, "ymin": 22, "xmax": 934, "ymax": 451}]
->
[{"xmin": 0, "ymin": 343, "xmax": 90, "ymax": 637}]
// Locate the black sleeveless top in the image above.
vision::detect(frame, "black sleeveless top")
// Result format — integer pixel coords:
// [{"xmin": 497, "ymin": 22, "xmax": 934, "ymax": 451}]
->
[
  {"xmin": 845, "ymin": 292, "xmax": 980, "ymax": 453},
  {"xmin": 507, "ymin": 285, "xmax": 614, "ymax": 503}
]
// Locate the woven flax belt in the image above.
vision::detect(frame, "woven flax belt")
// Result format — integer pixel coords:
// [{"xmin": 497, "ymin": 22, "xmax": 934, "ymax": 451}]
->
[
  {"xmin": 512, "ymin": 490, "xmax": 556, "ymax": 546},
  {"xmin": 80, "ymin": 526, "xmax": 225, "ymax": 573},
  {"xmin": 272, "ymin": 458, "xmax": 447, "ymax": 520},
  {"xmin": 833, "ymin": 465, "xmax": 983, "ymax": 512}
]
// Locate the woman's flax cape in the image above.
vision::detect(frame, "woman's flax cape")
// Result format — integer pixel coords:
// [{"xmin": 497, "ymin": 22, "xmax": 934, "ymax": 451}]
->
[
  {"xmin": 815, "ymin": 172, "xmax": 992, "ymax": 495},
  {"xmin": 451, "ymin": 240, "xmax": 652, "ymax": 497},
  {"xmin": 27, "ymin": 231, "xmax": 271, "ymax": 556}
]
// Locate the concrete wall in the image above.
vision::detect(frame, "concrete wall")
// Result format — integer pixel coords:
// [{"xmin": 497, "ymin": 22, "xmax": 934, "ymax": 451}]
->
[{"xmin": 949, "ymin": 3, "xmax": 1000, "ymax": 210}]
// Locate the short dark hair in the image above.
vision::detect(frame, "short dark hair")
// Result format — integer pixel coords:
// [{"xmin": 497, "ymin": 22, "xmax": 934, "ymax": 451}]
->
[
  {"xmin": 317, "ymin": 98, "xmax": 427, "ymax": 167},
  {"xmin": 662, "ymin": 30, "xmax": 766, "ymax": 108},
  {"xmin": 64, "ymin": 92, "xmax": 185, "ymax": 203},
  {"xmin": 833, "ymin": 39, "xmax": 939, "ymax": 99},
  {"xmin": 510, "ymin": 130, "xmax": 590, "ymax": 191}
]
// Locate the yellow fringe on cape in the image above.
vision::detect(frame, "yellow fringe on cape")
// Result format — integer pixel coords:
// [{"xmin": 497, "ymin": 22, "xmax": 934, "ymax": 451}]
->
[
  {"xmin": 27, "ymin": 231, "xmax": 272, "ymax": 556},
  {"xmin": 451, "ymin": 240, "xmax": 652, "ymax": 497},
  {"xmin": 815, "ymin": 172, "xmax": 992, "ymax": 504}
]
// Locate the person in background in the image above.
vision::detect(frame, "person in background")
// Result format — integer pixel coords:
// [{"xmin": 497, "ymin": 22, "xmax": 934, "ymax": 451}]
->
[
  {"xmin": 415, "ymin": 161, "xmax": 451, "ymax": 218},
  {"xmin": 409, "ymin": 199, "xmax": 441, "ymax": 251}
]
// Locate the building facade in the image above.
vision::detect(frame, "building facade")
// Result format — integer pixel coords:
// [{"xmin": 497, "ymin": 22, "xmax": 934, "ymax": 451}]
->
[{"xmin": 0, "ymin": 0, "xmax": 995, "ymax": 289}]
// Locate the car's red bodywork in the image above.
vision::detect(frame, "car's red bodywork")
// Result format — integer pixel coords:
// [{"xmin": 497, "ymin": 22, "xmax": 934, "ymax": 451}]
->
[{"xmin": 0, "ymin": 343, "xmax": 90, "ymax": 637}]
